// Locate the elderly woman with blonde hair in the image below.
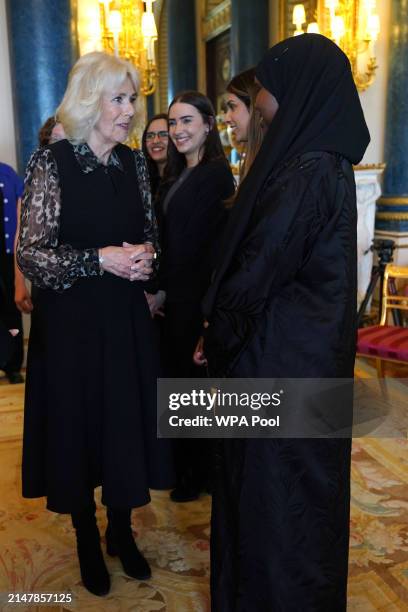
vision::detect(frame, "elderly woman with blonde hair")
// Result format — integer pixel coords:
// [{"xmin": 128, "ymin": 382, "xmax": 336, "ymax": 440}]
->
[{"xmin": 17, "ymin": 51, "xmax": 173, "ymax": 596}]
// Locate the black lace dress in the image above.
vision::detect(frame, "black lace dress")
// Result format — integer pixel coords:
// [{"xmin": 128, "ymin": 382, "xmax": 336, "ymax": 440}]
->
[{"xmin": 18, "ymin": 139, "xmax": 173, "ymax": 513}]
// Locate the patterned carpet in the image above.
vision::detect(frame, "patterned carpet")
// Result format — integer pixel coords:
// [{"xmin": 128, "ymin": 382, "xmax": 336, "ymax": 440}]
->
[{"xmin": 0, "ymin": 364, "xmax": 407, "ymax": 611}]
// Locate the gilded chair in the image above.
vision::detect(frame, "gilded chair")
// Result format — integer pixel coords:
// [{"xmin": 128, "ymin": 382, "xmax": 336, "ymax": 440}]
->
[{"xmin": 357, "ymin": 264, "xmax": 408, "ymax": 376}]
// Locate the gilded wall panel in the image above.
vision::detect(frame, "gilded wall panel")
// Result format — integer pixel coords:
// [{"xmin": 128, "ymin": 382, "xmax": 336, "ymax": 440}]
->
[{"xmin": 158, "ymin": 0, "xmax": 169, "ymax": 111}]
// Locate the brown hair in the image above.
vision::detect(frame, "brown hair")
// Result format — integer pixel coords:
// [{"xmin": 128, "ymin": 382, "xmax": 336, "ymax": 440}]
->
[
  {"xmin": 142, "ymin": 113, "xmax": 168, "ymax": 198},
  {"xmin": 38, "ymin": 116, "xmax": 57, "ymax": 147},
  {"xmin": 226, "ymin": 67, "xmax": 263, "ymax": 183},
  {"xmin": 161, "ymin": 90, "xmax": 229, "ymax": 191}
]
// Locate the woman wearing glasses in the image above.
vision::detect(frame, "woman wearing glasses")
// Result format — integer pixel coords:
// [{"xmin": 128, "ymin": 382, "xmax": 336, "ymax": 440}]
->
[{"xmin": 142, "ymin": 114, "xmax": 169, "ymax": 200}]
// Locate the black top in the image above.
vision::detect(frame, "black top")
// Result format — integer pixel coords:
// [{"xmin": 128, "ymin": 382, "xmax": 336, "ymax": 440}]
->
[
  {"xmin": 54, "ymin": 141, "xmax": 145, "ymax": 249},
  {"xmin": 157, "ymin": 160, "xmax": 234, "ymax": 303},
  {"xmin": 204, "ymin": 151, "xmax": 358, "ymax": 378},
  {"xmin": 17, "ymin": 141, "xmax": 157, "ymax": 292}
]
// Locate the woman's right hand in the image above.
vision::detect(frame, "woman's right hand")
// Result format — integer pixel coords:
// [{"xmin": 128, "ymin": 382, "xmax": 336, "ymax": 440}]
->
[{"xmin": 15, "ymin": 273, "xmax": 33, "ymax": 314}]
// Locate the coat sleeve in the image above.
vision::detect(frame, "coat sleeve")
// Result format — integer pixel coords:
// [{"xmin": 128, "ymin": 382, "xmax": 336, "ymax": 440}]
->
[
  {"xmin": 133, "ymin": 148, "xmax": 160, "ymax": 291},
  {"xmin": 204, "ymin": 159, "xmax": 330, "ymax": 375},
  {"xmin": 17, "ymin": 148, "xmax": 101, "ymax": 292},
  {"xmin": 133, "ymin": 149, "xmax": 160, "ymax": 256}
]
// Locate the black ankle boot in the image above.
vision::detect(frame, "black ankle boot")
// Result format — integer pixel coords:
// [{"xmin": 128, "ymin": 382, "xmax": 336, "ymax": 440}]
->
[
  {"xmin": 106, "ymin": 507, "xmax": 151, "ymax": 580},
  {"xmin": 71, "ymin": 503, "xmax": 110, "ymax": 596},
  {"xmin": 170, "ymin": 483, "xmax": 200, "ymax": 503}
]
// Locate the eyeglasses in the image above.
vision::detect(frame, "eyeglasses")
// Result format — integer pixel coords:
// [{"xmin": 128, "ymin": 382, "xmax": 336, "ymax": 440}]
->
[{"xmin": 146, "ymin": 130, "xmax": 169, "ymax": 141}]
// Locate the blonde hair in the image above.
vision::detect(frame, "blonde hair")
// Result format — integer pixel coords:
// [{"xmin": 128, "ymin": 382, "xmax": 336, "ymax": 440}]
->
[{"xmin": 57, "ymin": 51, "xmax": 143, "ymax": 144}]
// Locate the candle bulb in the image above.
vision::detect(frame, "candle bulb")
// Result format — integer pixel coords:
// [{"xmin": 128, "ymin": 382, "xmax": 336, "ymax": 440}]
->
[
  {"xmin": 113, "ymin": 32, "xmax": 119, "ymax": 56},
  {"xmin": 107, "ymin": 9, "xmax": 122, "ymax": 57},
  {"xmin": 147, "ymin": 39, "xmax": 154, "ymax": 61}
]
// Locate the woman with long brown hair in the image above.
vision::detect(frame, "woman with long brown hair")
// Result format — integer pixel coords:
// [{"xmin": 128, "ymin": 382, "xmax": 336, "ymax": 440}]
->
[
  {"xmin": 224, "ymin": 67, "xmax": 263, "ymax": 183},
  {"xmin": 146, "ymin": 91, "xmax": 234, "ymax": 501}
]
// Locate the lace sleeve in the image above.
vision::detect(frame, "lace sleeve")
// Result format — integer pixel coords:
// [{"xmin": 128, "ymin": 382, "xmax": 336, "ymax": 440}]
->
[
  {"xmin": 16, "ymin": 147, "xmax": 102, "ymax": 292},
  {"xmin": 133, "ymin": 149, "xmax": 160, "ymax": 260}
]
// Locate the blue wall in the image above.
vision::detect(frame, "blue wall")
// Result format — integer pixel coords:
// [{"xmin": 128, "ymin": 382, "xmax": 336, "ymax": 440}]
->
[
  {"xmin": 383, "ymin": 0, "xmax": 408, "ymax": 197},
  {"xmin": 231, "ymin": 0, "xmax": 269, "ymax": 74},
  {"xmin": 167, "ymin": 0, "xmax": 197, "ymax": 104},
  {"xmin": 6, "ymin": 0, "xmax": 77, "ymax": 173}
]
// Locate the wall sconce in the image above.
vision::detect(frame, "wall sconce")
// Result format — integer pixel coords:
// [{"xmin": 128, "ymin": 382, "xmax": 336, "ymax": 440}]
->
[
  {"xmin": 99, "ymin": 0, "xmax": 158, "ymax": 95},
  {"xmin": 293, "ymin": 4, "xmax": 307, "ymax": 36},
  {"xmin": 292, "ymin": 0, "xmax": 380, "ymax": 91}
]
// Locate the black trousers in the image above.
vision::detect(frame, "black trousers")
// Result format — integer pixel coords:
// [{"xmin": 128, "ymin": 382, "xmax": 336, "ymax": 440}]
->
[
  {"xmin": 160, "ymin": 301, "xmax": 211, "ymax": 490},
  {"xmin": 0, "ymin": 254, "xmax": 23, "ymax": 373}
]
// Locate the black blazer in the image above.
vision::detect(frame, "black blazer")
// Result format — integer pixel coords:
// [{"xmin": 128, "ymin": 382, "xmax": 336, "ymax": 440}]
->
[{"xmin": 157, "ymin": 160, "xmax": 234, "ymax": 303}]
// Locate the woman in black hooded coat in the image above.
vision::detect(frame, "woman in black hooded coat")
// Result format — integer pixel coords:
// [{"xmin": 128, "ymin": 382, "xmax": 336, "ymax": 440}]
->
[{"xmin": 197, "ymin": 35, "xmax": 370, "ymax": 611}]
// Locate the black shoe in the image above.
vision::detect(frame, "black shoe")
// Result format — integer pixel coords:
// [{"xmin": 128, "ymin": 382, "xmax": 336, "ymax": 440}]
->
[
  {"xmin": 170, "ymin": 485, "xmax": 200, "ymax": 503},
  {"xmin": 6, "ymin": 371, "xmax": 24, "ymax": 384},
  {"xmin": 71, "ymin": 504, "xmax": 110, "ymax": 597},
  {"xmin": 106, "ymin": 508, "xmax": 151, "ymax": 580}
]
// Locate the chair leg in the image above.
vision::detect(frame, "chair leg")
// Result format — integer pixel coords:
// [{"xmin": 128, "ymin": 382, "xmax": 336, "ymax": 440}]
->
[{"xmin": 375, "ymin": 358, "xmax": 385, "ymax": 378}]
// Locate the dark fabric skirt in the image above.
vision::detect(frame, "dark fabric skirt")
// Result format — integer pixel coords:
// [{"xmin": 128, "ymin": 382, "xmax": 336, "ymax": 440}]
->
[
  {"xmin": 22, "ymin": 273, "xmax": 174, "ymax": 513},
  {"xmin": 211, "ymin": 437, "xmax": 351, "ymax": 612}
]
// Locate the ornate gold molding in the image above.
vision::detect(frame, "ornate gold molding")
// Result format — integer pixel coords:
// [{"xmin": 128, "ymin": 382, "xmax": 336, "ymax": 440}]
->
[
  {"xmin": 353, "ymin": 163, "xmax": 386, "ymax": 171},
  {"xmin": 203, "ymin": 0, "xmax": 231, "ymax": 41},
  {"xmin": 158, "ymin": 0, "xmax": 168, "ymax": 112},
  {"xmin": 376, "ymin": 212, "xmax": 408, "ymax": 220},
  {"xmin": 154, "ymin": 0, "xmax": 163, "ymax": 20},
  {"xmin": 377, "ymin": 197, "xmax": 408, "ymax": 206}
]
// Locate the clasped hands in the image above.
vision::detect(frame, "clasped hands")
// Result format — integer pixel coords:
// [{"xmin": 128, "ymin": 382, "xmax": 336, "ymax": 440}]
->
[{"xmin": 98, "ymin": 242, "xmax": 155, "ymax": 281}]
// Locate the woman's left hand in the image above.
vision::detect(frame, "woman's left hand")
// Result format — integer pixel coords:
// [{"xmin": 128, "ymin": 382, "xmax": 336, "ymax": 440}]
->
[{"xmin": 123, "ymin": 242, "xmax": 155, "ymax": 281}]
